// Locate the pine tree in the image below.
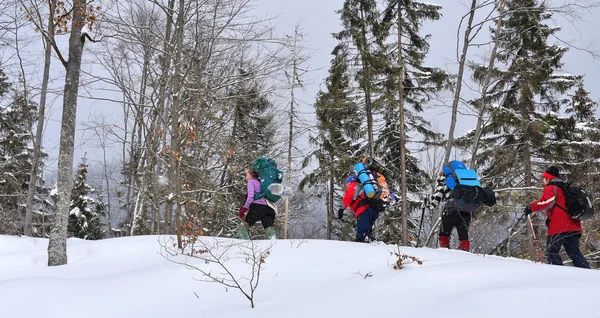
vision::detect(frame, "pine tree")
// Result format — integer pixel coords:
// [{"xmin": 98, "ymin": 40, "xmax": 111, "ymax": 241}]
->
[
  {"xmin": 373, "ymin": 0, "xmax": 447, "ymax": 243},
  {"xmin": 468, "ymin": 0, "xmax": 577, "ymax": 189},
  {"xmin": 68, "ymin": 161, "xmax": 104, "ymax": 240},
  {"xmin": 0, "ymin": 78, "xmax": 38, "ymax": 234},
  {"xmin": 301, "ymin": 41, "xmax": 364, "ymax": 240},
  {"xmin": 335, "ymin": 0, "xmax": 388, "ymax": 155}
]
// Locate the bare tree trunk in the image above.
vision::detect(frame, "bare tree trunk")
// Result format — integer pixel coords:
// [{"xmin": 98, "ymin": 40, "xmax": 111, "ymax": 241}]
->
[
  {"xmin": 469, "ymin": 0, "xmax": 505, "ymax": 168},
  {"xmin": 171, "ymin": 0, "xmax": 185, "ymax": 248},
  {"xmin": 131, "ymin": 0, "xmax": 175, "ymax": 236},
  {"xmin": 398, "ymin": 1, "xmax": 408, "ymax": 245},
  {"xmin": 47, "ymin": 0, "xmax": 87, "ymax": 266},
  {"xmin": 160, "ymin": 0, "xmax": 176, "ymax": 235},
  {"xmin": 284, "ymin": 29, "xmax": 298, "ymax": 239},
  {"xmin": 444, "ymin": 0, "xmax": 477, "ymax": 164},
  {"xmin": 327, "ymin": 174, "xmax": 334, "ymax": 240},
  {"xmin": 359, "ymin": 8, "xmax": 374, "ymax": 156},
  {"xmin": 14, "ymin": 0, "xmax": 51, "ymax": 236}
]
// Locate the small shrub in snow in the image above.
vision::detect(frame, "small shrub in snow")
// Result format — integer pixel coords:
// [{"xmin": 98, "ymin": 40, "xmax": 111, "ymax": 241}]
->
[
  {"xmin": 161, "ymin": 218, "xmax": 272, "ymax": 308},
  {"xmin": 391, "ymin": 246, "xmax": 423, "ymax": 270}
]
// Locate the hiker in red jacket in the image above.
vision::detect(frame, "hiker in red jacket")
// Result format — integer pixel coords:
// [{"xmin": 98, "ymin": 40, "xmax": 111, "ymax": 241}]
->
[
  {"xmin": 338, "ymin": 175, "xmax": 379, "ymax": 243},
  {"xmin": 524, "ymin": 166, "xmax": 590, "ymax": 268}
]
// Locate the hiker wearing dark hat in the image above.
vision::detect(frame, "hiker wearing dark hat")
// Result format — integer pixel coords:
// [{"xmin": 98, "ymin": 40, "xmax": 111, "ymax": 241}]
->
[{"xmin": 524, "ymin": 166, "xmax": 590, "ymax": 268}]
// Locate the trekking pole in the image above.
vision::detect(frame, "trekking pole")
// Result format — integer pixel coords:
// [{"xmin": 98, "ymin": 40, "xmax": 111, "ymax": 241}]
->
[
  {"xmin": 527, "ymin": 215, "xmax": 544, "ymax": 263},
  {"xmin": 416, "ymin": 205, "xmax": 426, "ymax": 247}
]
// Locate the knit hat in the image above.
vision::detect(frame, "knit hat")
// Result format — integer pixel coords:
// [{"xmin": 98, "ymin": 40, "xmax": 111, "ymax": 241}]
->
[{"xmin": 543, "ymin": 166, "xmax": 560, "ymax": 180}]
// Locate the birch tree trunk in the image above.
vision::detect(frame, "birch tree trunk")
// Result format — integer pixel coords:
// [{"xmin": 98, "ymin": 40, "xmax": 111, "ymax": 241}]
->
[
  {"xmin": 443, "ymin": 0, "xmax": 477, "ymax": 164},
  {"xmin": 47, "ymin": 0, "xmax": 87, "ymax": 266}
]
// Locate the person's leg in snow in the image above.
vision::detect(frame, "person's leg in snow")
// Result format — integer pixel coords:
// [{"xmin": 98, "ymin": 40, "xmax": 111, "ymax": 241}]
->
[
  {"xmin": 356, "ymin": 208, "xmax": 378, "ymax": 243},
  {"xmin": 546, "ymin": 233, "xmax": 565, "ymax": 265},
  {"xmin": 439, "ymin": 208, "xmax": 456, "ymax": 248},
  {"xmin": 455, "ymin": 211, "xmax": 472, "ymax": 251},
  {"xmin": 238, "ymin": 203, "xmax": 277, "ymax": 240},
  {"xmin": 562, "ymin": 232, "xmax": 590, "ymax": 269}
]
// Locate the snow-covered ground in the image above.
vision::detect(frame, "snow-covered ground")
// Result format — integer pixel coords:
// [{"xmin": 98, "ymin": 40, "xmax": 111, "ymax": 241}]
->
[{"xmin": 1, "ymin": 235, "xmax": 599, "ymax": 318}]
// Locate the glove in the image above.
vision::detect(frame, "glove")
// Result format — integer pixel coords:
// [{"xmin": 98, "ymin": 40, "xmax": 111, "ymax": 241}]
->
[
  {"xmin": 523, "ymin": 206, "xmax": 532, "ymax": 217},
  {"xmin": 337, "ymin": 208, "xmax": 344, "ymax": 219},
  {"xmin": 238, "ymin": 207, "xmax": 248, "ymax": 219}
]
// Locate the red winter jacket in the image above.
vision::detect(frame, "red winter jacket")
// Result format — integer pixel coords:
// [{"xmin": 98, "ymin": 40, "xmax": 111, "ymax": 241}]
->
[
  {"xmin": 342, "ymin": 181, "xmax": 369, "ymax": 218},
  {"xmin": 530, "ymin": 179, "xmax": 582, "ymax": 236}
]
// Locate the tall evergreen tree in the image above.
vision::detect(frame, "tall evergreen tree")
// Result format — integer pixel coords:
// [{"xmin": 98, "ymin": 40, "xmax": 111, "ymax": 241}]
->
[
  {"xmin": 335, "ymin": 0, "xmax": 388, "ymax": 155},
  {"xmin": 0, "ymin": 78, "xmax": 38, "ymax": 234},
  {"xmin": 373, "ymin": 0, "xmax": 447, "ymax": 243},
  {"xmin": 468, "ymin": 0, "xmax": 578, "ymax": 189},
  {"xmin": 301, "ymin": 41, "xmax": 364, "ymax": 240},
  {"xmin": 68, "ymin": 161, "xmax": 104, "ymax": 240}
]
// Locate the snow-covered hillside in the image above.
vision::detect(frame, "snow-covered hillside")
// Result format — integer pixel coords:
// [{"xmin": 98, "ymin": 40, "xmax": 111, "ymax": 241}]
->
[{"xmin": 1, "ymin": 235, "xmax": 599, "ymax": 318}]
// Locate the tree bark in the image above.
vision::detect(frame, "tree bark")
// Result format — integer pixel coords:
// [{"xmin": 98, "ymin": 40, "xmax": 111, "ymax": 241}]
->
[
  {"xmin": 327, "ymin": 173, "xmax": 334, "ymax": 240},
  {"xmin": 398, "ymin": 1, "xmax": 408, "ymax": 245},
  {"xmin": 47, "ymin": 0, "xmax": 87, "ymax": 266},
  {"xmin": 285, "ymin": 28, "xmax": 298, "ymax": 239},
  {"xmin": 469, "ymin": 0, "xmax": 505, "ymax": 168},
  {"xmin": 171, "ymin": 0, "xmax": 185, "ymax": 248},
  {"xmin": 359, "ymin": 8, "xmax": 374, "ymax": 156},
  {"xmin": 444, "ymin": 0, "xmax": 477, "ymax": 164},
  {"xmin": 24, "ymin": 0, "xmax": 56, "ymax": 236}
]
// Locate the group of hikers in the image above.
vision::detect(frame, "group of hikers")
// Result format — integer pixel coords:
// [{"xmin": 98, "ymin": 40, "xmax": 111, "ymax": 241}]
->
[{"xmin": 236, "ymin": 157, "xmax": 593, "ymax": 269}]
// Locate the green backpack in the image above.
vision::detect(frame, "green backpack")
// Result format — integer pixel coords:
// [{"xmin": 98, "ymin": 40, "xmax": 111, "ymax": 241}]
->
[{"xmin": 252, "ymin": 157, "xmax": 284, "ymax": 203}]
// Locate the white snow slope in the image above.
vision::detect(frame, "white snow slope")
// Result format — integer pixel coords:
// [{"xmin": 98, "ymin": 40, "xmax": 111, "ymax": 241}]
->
[{"xmin": 1, "ymin": 235, "xmax": 599, "ymax": 318}]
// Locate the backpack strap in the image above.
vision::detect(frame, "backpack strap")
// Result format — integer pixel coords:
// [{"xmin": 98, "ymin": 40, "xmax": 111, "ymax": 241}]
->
[{"xmin": 349, "ymin": 181, "xmax": 369, "ymax": 211}]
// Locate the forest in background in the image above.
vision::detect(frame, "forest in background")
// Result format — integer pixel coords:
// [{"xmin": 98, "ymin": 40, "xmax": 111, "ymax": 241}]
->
[{"xmin": 1, "ymin": 0, "xmax": 600, "ymax": 267}]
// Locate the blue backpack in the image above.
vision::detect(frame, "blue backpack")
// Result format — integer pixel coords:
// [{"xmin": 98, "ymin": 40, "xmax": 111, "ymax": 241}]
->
[{"xmin": 443, "ymin": 160, "xmax": 481, "ymax": 190}]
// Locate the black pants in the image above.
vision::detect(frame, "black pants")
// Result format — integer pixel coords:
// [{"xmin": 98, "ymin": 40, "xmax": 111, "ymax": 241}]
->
[
  {"xmin": 245, "ymin": 203, "xmax": 275, "ymax": 229},
  {"xmin": 440, "ymin": 210, "xmax": 471, "ymax": 240},
  {"xmin": 546, "ymin": 231, "xmax": 590, "ymax": 268}
]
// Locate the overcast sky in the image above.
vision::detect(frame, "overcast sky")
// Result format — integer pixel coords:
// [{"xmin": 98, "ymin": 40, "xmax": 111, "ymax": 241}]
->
[{"xmin": 6, "ymin": 0, "xmax": 598, "ymax": 181}]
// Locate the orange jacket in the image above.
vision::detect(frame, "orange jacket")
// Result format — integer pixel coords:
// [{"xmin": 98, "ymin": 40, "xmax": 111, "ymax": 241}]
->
[{"xmin": 342, "ymin": 181, "xmax": 369, "ymax": 218}]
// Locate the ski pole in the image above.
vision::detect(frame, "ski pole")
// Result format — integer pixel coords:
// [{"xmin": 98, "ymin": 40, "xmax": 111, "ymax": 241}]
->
[
  {"xmin": 527, "ymin": 215, "xmax": 544, "ymax": 263},
  {"xmin": 416, "ymin": 205, "xmax": 426, "ymax": 247}
]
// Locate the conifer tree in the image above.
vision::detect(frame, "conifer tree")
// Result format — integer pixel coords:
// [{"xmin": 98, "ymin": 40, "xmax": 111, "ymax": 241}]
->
[
  {"xmin": 335, "ymin": 0, "xmax": 388, "ymax": 155},
  {"xmin": 0, "ymin": 73, "xmax": 38, "ymax": 234},
  {"xmin": 374, "ymin": 0, "xmax": 447, "ymax": 243},
  {"xmin": 301, "ymin": 41, "xmax": 363, "ymax": 240},
  {"xmin": 68, "ymin": 161, "xmax": 104, "ymax": 240},
  {"xmin": 468, "ymin": 0, "xmax": 578, "ymax": 189}
]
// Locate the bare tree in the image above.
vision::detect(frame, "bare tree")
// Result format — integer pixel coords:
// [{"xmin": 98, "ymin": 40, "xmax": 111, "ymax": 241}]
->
[
  {"xmin": 20, "ymin": 0, "xmax": 56, "ymax": 236},
  {"xmin": 443, "ymin": 0, "xmax": 479, "ymax": 164},
  {"xmin": 48, "ymin": 0, "xmax": 99, "ymax": 266}
]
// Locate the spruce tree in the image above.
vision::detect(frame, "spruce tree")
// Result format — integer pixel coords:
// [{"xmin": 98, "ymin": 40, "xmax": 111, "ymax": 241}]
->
[
  {"xmin": 374, "ymin": 0, "xmax": 447, "ymax": 243},
  {"xmin": 468, "ymin": 0, "xmax": 578, "ymax": 189},
  {"xmin": 0, "ymin": 80, "xmax": 38, "ymax": 234},
  {"xmin": 301, "ymin": 41, "xmax": 363, "ymax": 240},
  {"xmin": 335, "ymin": 0, "xmax": 388, "ymax": 155},
  {"xmin": 68, "ymin": 161, "xmax": 104, "ymax": 240}
]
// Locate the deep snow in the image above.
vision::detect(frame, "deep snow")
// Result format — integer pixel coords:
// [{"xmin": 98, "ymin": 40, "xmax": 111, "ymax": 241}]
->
[{"xmin": 1, "ymin": 235, "xmax": 599, "ymax": 318}]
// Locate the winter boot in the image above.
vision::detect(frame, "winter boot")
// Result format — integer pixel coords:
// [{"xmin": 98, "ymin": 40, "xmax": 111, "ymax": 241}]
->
[
  {"xmin": 236, "ymin": 224, "xmax": 249, "ymax": 240},
  {"xmin": 439, "ymin": 235, "xmax": 450, "ymax": 249},
  {"xmin": 459, "ymin": 240, "xmax": 470, "ymax": 252},
  {"xmin": 265, "ymin": 227, "xmax": 277, "ymax": 240}
]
